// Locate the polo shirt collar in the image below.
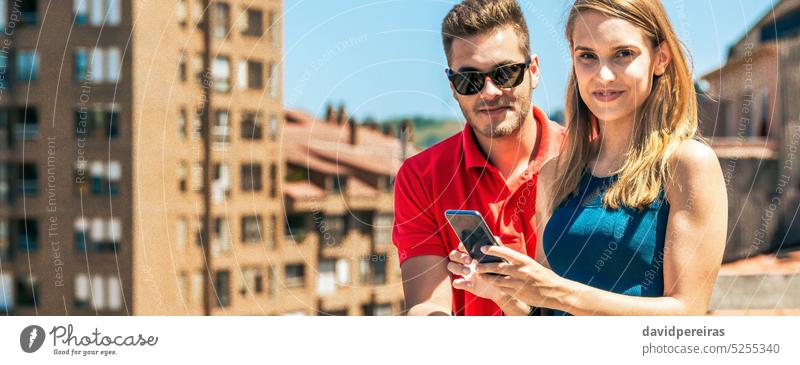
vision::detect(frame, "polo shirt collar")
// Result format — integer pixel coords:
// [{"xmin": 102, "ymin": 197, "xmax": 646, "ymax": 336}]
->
[{"xmin": 461, "ymin": 105, "xmax": 558, "ymax": 174}]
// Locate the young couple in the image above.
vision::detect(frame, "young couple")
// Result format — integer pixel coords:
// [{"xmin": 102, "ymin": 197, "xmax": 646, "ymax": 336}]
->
[{"xmin": 392, "ymin": 0, "xmax": 728, "ymax": 316}]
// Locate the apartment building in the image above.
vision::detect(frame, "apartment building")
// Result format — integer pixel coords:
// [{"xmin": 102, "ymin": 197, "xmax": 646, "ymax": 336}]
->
[
  {"xmin": 697, "ymin": 0, "xmax": 800, "ymax": 260},
  {"xmin": 0, "ymin": 0, "xmax": 286, "ymax": 315},
  {"xmin": 282, "ymin": 105, "xmax": 411, "ymax": 315}
]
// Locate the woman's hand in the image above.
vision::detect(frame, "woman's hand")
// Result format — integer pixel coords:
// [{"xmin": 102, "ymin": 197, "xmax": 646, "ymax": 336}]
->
[
  {"xmin": 446, "ymin": 243, "xmax": 508, "ymax": 302},
  {"xmin": 475, "ymin": 244, "xmax": 567, "ymax": 310}
]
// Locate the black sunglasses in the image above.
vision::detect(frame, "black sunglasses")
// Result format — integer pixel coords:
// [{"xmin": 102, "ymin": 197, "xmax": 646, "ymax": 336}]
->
[{"xmin": 446, "ymin": 57, "xmax": 532, "ymax": 96}]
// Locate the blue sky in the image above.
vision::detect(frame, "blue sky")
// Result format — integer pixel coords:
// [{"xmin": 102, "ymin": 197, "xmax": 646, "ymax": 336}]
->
[{"xmin": 283, "ymin": 0, "xmax": 777, "ymax": 121}]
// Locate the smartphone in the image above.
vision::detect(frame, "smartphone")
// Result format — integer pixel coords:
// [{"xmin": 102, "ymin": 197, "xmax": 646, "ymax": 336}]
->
[{"xmin": 444, "ymin": 210, "xmax": 506, "ymax": 264}]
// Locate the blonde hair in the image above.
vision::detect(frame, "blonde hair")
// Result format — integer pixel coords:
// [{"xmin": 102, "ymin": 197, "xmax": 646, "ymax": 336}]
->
[{"xmin": 554, "ymin": 0, "xmax": 698, "ymax": 210}]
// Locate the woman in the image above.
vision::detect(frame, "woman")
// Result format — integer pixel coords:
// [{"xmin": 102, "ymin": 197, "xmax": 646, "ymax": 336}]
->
[{"xmin": 447, "ymin": 0, "xmax": 727, "ymax": 315}]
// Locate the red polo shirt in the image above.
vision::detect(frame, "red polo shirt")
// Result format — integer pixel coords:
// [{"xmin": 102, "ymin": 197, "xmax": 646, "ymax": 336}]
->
[{"xmin": 392, "ymin": 106, "xmax": 564, "ymax": 316}]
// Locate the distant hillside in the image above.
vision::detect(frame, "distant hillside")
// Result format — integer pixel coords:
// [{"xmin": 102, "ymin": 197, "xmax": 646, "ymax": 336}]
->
[{"xmin": 381, "ymin": 116, "xmax": 464, "ymax": 149}]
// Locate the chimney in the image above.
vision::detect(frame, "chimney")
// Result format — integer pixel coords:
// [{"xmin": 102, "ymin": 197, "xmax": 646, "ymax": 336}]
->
[
  {"xmin": 382, "ymin": 123, "xmax": 394, "ymax": 137},
  {"xmin": 324, "ymin": 103, "xmax": 335, "ymax": 123},
  {"xmin": 400, "ymin": 119, "xmax": 413, "ymax": 161},
  {"xmin": 348, "ymin": 117, "xmax": 358, "ymax": 145},
  {"xmin": 362, "ymin": 117, "xmax": 378, "ymax": 132},
  {"xmin": 336, "ymin": 104, "xmax": 348, "ymax": 126}
]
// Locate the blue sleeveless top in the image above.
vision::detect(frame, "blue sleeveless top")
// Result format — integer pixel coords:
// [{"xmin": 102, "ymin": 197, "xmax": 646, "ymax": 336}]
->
[{"xmin": 542, "ymin": 172, "xmax": 669, "ymax": 315}]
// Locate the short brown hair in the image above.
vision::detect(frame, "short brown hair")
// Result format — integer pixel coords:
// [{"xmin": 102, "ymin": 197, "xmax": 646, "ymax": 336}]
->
[{"xmin": 441, "ymin": 0, "xmax": 531, "ymax": 62}]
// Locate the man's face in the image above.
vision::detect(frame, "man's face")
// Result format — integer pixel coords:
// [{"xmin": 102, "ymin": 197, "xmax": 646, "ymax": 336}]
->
[{"xmin": 448, "ymin": 26, "xmax": 539, "ymax": 139}]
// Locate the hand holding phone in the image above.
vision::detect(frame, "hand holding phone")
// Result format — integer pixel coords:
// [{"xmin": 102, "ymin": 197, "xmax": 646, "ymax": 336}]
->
[{"xmin": 444, "ymin": 210, "xmax": 507, "ymax": 264}]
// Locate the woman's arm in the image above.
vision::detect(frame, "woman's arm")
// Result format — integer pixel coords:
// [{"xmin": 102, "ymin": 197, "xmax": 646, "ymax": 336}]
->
[{"xmin": 477, "ymin": 140, "xmax": 728, "ymax": 315}]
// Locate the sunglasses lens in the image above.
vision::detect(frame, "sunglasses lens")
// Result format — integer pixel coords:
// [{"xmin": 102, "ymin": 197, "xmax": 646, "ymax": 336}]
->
[
  {"xmin": 492, "ymin": 64, "xmax": 525, "ymax": 88},
  {"xmin": 452, "ymin": 73, "xmax": 484, "ymax": 95},
  {"xmin": 449, "ymin": 61, "xmax": 527, "ymax": 95}
]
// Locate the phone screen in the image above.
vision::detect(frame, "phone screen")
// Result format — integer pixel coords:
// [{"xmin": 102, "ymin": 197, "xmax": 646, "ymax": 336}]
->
[{"xmin": 445, "ymin": 211, "xmax": 505, "ymax": 263}]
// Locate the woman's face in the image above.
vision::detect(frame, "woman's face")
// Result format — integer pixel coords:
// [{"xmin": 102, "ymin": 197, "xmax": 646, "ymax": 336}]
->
[{"xmin": 570, "ymin": 10, "xmax": 670, "ymax": 124}]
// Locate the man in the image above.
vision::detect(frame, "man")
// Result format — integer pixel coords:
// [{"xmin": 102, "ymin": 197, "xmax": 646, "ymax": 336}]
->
[{"xmin": 392, "ymin": 0, "xmax": 565, "ymax": 316}]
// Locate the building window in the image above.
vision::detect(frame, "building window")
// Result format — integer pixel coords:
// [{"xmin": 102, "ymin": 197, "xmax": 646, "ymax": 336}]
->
[
  {"xmin": 286, "ymin": 165, "xmax": 308, "ymax": 182},
  {"xmin": 360, "ymin": 255, "xmax": 387, "ymax": 285},
  {"xmin": 758, "ymin": 88, "xmax": 770, "ymax": 137},
  {"xmin": 191, "ymin": 271, "xmax": 202, "ymax": 304},
  {"xmin": 285, "ymin": 214, "xmax": 307, "ymax": 243},
  {"xmin": 211, "ymin": 163, "xmax": 230, "ymax": 203},
  {"xmin": 247, "ymin": 61, "xmax": 263, "ymax": 89},
  {"xmin": 12, "ymin": 107, "xmax": 38, "ymax": 140},
  {"xmin": 74, "ymin": 273, "xmax": 90, "ymax": 308},
  {"xmin": 351, "ymin": 210, "xmax": 374, "ymax": 234},
  {"xmin": 73, "ymin": 104, "xmax": 118, "ymax": 139},
  {"xmin": 74, "ymin": 217, "xmax": 88, "ymax": 251},
  {"xmin": 317, "ymin": 259, "xmax": 336, "ymax": 295},
  {"xmin": 89, "ymin": 217, "xmax": 121, "ymax": 252},
  {"xmin": 0, "ymin": 54, "xmax": 9, "ymax": 94},
  {"xmin": 269, "ymin": 114, "xmax": 279, "ymax": 140},
  {"xmin": 240, "ymin": 267, "xmax": 263, "ymax": 295},
  {"xmin": 284, "ymin": 264, "xmax": 305, "ymax": 288},
  {"xmin": 269, "ymin": 164, "xmax": 277, "ymax": 198},
  {"xmin": 191, "ymin": 109, "xmax": 202, "ymax": 140},
  {"xmin": 215, "ymin": 270, "xmax": 231, "ymax": 307},
  {"xmin": 81, "ymin": 160, "xmax": 120, "ymax": 196},
  {"xmin": 268, "ymin": 266, "xmax": 276, "ymax": 298},
  {"xmin": 212, "ymin": 2, "xmax": 230, "ymax": 38},
  {"xmin": 178, "ymin": 56, "xmax": 187, "ymax": 82},
  {"xmin": 212, "ymin": 217, "xmax": 230, "ymax": 255},
  {"xmin": 0, "ymin": 220, "xmax": 9, "ymax": 260},
  {"xmin": 329, "ymin": 175, "xmax": 346, "ymax": 193},
  {"xmin": 176, "ymin": 217, "xmax": 187, "ymax": 251},
  {"xmin": 241, "ymin": 163, "xmax": 262, "ymax": 192},
  {"xmin": 107, "ymin": 161, "xmax": 121, "ymax": 195},
  {"xmin": 373, "ymin": 214, "xmax": 393, "ymax": 248},
  {"xmin": 107, "ymin": 276, "xmax": 122, "ymax": 310},
  {"xmin": 0, "ymin": 2, "xmax": 6, "ymax": 31},
  {"xmin": 268, "ymin": 63, "xmax": 279, "ymax": 99},
  {"xmin": 177, "ymin": 162, "xmax": 188, "ymax": 192},
  {"xmin": 241, "ymin": 215, "xmax": 261, "ymax": 243},
  {"xmin": 316, "ymin": 215, "xmax": 345, "ymax": 247},
  {"xmin": 240, "ymin": 112, "xmax": 262, "ymax": 140},
  {"xmin": 90, "ymin": 47, "xmax": 121, "ymax": 83},
  {"xmin": 383, "ymin": 175, "xmax": 395, "ymax": 192},
  {"xmin": 212, "ymin": 56, "xmax": 230, "ymax": 92},
  {"xmin": 176, "ymin": 0, "xmax": 187, "ymax": 26},
  {"xmin": 91, "ymin": 274, "xmax": 105, "ymax": 309},
  {"xmin": 363, "ymin": 303, "xmax": 393, "ymax": 316},
  {"xmin": 74, "ymin": 48, "xmax": 90, "ymax": 81},
  {"xmin": 75, "ymin": 0, "xmax": 121, "ymax": 26},
  {"xmin": 191, "ymin": 162, "xmax": 203, "ymax": 192},
  {"xmin": 193, "ymin": 219, "xmax": 203, "ymax": 247},
  {"xmin": 0, "ymin": 164, "xmax": 9, "ymax": 203},
  {"xmin": 177, "ymin": 108, "xmax": 187, "ymax": 140},
  {"xmin": 190, "ymin": 0, "xmax": 203, "ymax": 25},
  {"xmin": 15, "ymin": 274, "xmax": 38, "ymax": 307},
  {"xmin": 212, "ymin": 110, "xmax": 230, "ymax": 143},
  {"xmin": 20, "ymin": 0, "xmax": 38, "ymax": 26},
  {"xmin": 237, "ymin": 61, "xmax": 262, "ymax": 89},
  {"xmin": 75, "ymin": 47, "xmax": 121, "ymax": 83},
  {"xmin": 105, "ymin": 105, "xmax": 119, "ymax": 138},
  {"xmin": 315, "ymin": 259, "xmax": 349, "ymax": 296},
  {"xmin": 191, "ymin": 53, "xmax": 203, "ymax": 83},
  {"xmin": 17, "ymin": 163, "xmax": 38, "ymax": 195},
  {"xmin": 75, "ymin": 274, "xmax": 121, "ymax": 310},
  {"xmin": 15, "ymin": 50, "xmax": 39, "ymax": 81},
  {"xmin": 0, "ymin": 273, "xmax": 13, "ymax": 312},
  {"xmin": 242, "ymin": 8, "xmax": 263, "ymax": 36}
]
